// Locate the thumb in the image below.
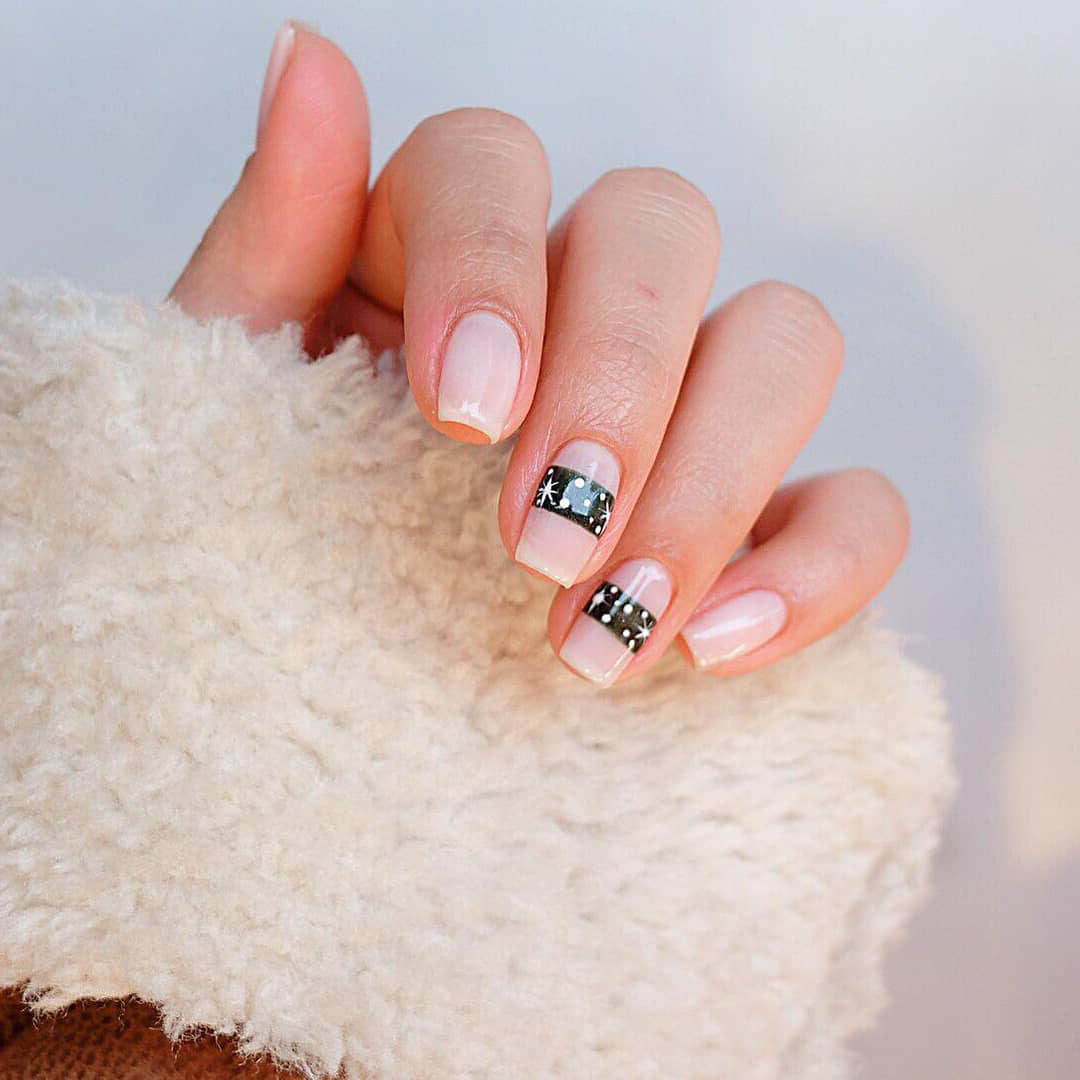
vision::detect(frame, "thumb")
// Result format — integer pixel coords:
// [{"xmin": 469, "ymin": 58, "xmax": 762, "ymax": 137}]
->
[{"xmin": 169, "ymin": 21, "xmax": 370, "ymax": 341}]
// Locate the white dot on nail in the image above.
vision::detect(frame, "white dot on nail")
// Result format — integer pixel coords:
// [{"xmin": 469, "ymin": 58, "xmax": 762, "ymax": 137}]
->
[
  {"xmin": 601, "ymin": 613, "xmax": 611, "ymax": 623},
  {"xmin": 559, "ymin": 497, "xmax": 570, "ymax": 508},
  {"xmin": 623, "ymin": 629, "xmax": 631, "ymax": 637},
  {"xmin": 583, "ymin": 498, "xmax": 591, "ymax": 508},
  {"xmin": 574, "ymin": 477, "xmax": 585, "ymax": 488},
  {"xmin": 595, "ymin": 526, "xmax": 602, "ymax": 534},
  {"xmin": 547, "ymin": 468, "xmax": 553, "ymax": 475},
  {"xmin": 622, "ymin": 603, "xmax": 632, "ymax": 614}
]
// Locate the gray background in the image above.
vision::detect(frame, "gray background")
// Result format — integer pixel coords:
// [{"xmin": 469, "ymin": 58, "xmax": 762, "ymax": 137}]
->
[{"xmin": 3, "ymin": 2, "xmax": 1078, "ymax": 1075}]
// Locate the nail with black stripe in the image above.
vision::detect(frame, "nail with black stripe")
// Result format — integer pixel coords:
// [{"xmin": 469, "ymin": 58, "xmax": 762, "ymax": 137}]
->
[
  {"xmin": 515, "ymin": 440, "xmax": 621, "ymax": 586},
  {"xmin": 559, "ymin": 559, "xmax": 674, "ymax": 686}
]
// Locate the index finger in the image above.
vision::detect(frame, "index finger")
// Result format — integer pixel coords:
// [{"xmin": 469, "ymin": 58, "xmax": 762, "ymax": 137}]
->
[{"xmin": 349, "ymin": 108, "xmax": 551, "ymax": 444}]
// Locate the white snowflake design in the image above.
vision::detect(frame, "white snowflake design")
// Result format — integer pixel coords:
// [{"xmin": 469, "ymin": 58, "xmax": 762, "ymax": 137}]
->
[
  {"xmin": 583, "ymin": 581, "xmax": 657, "ymax": 652},
  {"xmin": 530, "ymin": 465, "xmax": 616, "ymax": 536},
  {"xmin": 536, "ymin": 475, "xmax": 559, "ymax": 507}
]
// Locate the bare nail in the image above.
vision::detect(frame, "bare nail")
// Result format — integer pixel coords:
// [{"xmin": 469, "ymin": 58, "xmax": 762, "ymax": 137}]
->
[
  {"xmin": 681, "ymin": 589, "xmax": 788, "ymax": 669},
  {"xmin": 436, "ymin": 311, "xmax": 522, "ymax": 442}
]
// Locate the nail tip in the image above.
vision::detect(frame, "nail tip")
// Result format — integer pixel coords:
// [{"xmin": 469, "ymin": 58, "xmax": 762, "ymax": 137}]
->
[
  {"xmin": 514, "ymin": 548, "xmax": 577, "ymax": 589},
  {"xmin": 679, "ymin": 636, "xmax": 707, "ymax": 671},
  {"xmin": 514, "ymin": 529, "xmax": 584, "ymax": 588},
  {"xmin": 559, "ymin": 655, "xmax": 615, "ymax": 688},
  {"xmin": 436, "ymin": 404, "xmax": 499, "ymax": 444}
]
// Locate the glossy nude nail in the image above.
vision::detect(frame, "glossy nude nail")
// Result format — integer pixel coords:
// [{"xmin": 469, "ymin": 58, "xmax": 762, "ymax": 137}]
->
[
  {"xmin": 680, "ymin": 589, "xmax": 788, "ymax": 669},
  {"xmin": 257, "ymin": 21, "xmax": 297, "ymax": 146},
  {"xmin": 559, "ymin": 559, "xmax": 673, "ymax": 687},
  {"xmin": 437, "ymin": 310, "xmax": 522, "ymax": 442},
  {"xmin": 515, "ymin": 440, "xmax": 620, "ymax": 587}
]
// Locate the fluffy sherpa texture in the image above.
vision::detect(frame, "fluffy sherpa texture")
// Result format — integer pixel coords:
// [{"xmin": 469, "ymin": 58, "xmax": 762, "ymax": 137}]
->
[{"xmin": 0, "ymin": 277, "xmax": 953, "ymax": 1080}]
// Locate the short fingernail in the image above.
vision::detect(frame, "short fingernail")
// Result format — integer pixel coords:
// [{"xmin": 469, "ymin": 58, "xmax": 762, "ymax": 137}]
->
[
  {"xmin": 680, "ymin": 589, "xmax": 788, "ymax": 669},
  {"xmin": 257, "ymin": 20, "xmax": 298, "ymax": 147},
  {"xmin": 515, "ymin": 440, "xmax": 621, "ymax": 587},
  {"xmin": 559, "ymin": 559, "xmax": 673, "ymax": 687},
  {"xmin": 437, "ymin": 311, "xmax": 522, "ymax": 442}
]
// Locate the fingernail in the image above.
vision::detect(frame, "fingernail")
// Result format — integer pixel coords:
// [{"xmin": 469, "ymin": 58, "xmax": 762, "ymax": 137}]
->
[
  {"xmin": 559, "ymin": 559, "xmax": 673, "ymax": 687},
  {"xmin": 680, "ymin": 589, "xmax": 788, "ymax": 669},
  {"xmin": 515, "ymin": 440, "xmax": 621, "ymax": 587},
  {"xmin": 257, "ymin": 21, "xmax": 298, "ymax": 147},
  {"xmin": 437, "ymin": 311, "xmax": 522, "ymax": 442}
]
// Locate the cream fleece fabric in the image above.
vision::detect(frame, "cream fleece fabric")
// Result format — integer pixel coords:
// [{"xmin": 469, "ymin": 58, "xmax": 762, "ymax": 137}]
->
[{"xmin": 0, "ymin": 277, "xmax": 952, "ymax": 1079}]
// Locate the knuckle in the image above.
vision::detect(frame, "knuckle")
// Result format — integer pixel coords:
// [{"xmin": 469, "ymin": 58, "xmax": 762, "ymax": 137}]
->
[
  {"xmin": 849, "ymin": 467, "xmax": 911, "ymax": 548},
  {"xmin": 589, "ymin": 320, "xmax": 667, "ymax": 385},
  {"xmin": 587, "ymin": 166, "xmax": 721, "ymax": 252},
  {"xmin": 572, "ymin": 318, "xmax": 679, "ymax": 435},
  {"xmin": 417, "ymin": 107, "xmax": 549, "ymax": 173},
  {"xmin": 743, "ymin": 279, "xmax": 845, "ymax": 386},
  {"xmin": 447, "ymin": 219, "xmax": 543, "ymax": 300},
  {"xmin": 825, "ymin": 529, "xmax": 868, "ymax": 585},
  {"xmin": 820, "ymin": 467, "xmax": 911, "ymax": 576}
]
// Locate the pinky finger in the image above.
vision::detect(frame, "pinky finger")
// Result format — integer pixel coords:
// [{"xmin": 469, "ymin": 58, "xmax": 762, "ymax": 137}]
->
[{"xmin": 677, "ymin": 468, "xmax": 910, "ymax": 675}]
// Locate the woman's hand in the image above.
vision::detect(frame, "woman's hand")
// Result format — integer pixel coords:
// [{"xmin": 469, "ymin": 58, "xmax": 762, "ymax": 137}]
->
[{"xmin": 171, "ymin": 21, "xmax": 909, "ymax": 688}]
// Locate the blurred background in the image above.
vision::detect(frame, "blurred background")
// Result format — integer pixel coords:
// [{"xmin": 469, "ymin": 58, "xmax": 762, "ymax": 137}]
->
[{"xmin": 2, "ymin": 2, "xmax": 1077, "ymax": 1075}]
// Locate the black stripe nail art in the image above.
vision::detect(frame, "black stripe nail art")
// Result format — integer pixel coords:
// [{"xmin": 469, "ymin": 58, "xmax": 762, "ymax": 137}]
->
[
  {"xmin": 583, "ymin": 581, "xmax": 656, "ymax": 652},
  {"xmin": 533, "ymin": 465, "xmax": 614, "ymax": 537}
]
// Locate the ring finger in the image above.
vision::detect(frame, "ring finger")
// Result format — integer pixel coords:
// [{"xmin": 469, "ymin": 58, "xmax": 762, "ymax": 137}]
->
[{"xmin": 549, "ymin": 280, "xmax": 845, "ymax": 686}]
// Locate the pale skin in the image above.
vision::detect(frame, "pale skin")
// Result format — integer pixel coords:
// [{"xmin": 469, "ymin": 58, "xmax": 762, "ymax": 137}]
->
[
  {"xmin": 0, "ymin": 22, "xmax": 912, "ymax": 1076},
  {"xmin": 172, "ymin": 21, "xmax": 910, "ymax": 690}
]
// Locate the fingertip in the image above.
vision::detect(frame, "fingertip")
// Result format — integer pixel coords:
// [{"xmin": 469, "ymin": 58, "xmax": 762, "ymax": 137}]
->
[
  {"xmin": 257, "ymin": 21, "xmax": 370, "ymax": 193},
  {"xmin": 256, "ymin": 22, "xmax": 296, "ymax": 146},
  {"xmin": 675, "ymin": 469, "xmax": 909, "ymax": 678},
  {"xmin": 430, "ymin": 418, "xmax": 496, "ymax": 446},
  {"xmin": 172, "ymin": 20, "xmax": 372, "ymax": 332}
]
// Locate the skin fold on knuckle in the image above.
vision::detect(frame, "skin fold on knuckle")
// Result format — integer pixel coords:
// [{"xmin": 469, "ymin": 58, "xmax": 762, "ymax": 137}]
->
[
  {"xmin": 397, "ymin": 118, "xmax": 550, "ymax": 317},
  {"xmin": 741, "ymin": 280, "xmax": 845, "ymax": 393},
  {"xmin": 565, "ymin": 319, "xmax": 682, "ymax": 433},
  {"xmin": 776, "ymin": 526, "xmax": 866, "ymax": 609},
  {"xmin": 589, "ymin": 166, "xmax": 721, "ymax": 258},
  {"xmin": 453, "ymin": 218, "xmax": 545, "ymax": 280},
  {"xmin": 401, "ymin": 188, "xmax": 546, "ymax": 337},
  {"xmin": 844, "ymin": 466, "xmax": 912, "ymax": 562},
  {"xmin": 562, "ymin": 381, "xmax": 642, "ymax": 445},
  {"xmin": 412, "ymin": 107, "xmax": 550, "ymax": 193},
  {"xmin": 788, "ymin": 471, "xmax": 909, "ymax": 605}
]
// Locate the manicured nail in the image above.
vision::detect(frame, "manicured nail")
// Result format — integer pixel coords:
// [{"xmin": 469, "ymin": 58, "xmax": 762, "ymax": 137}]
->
[
  {"xmin": 257, "ymin": 21, "xmax": 299, "ymax": 147},
  {"xmin": 559, "ymin": 559, "xmax": 673, "ymax": 687},
  {"xmin": 515, "ymin": 440, "xmax": 621, "ymax": 587},
  {"xmin": 437, "ymin": 311, "xmax": 522, "ymax": 442},
  {"xmin": 680, "ymin": 589, "xmax": 788, "ymax": 669}
]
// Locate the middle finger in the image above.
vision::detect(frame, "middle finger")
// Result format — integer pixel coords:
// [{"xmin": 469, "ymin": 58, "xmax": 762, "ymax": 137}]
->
[{"xmin": 500, "ymin": 166, "xmax": 721, "ymax": 587}]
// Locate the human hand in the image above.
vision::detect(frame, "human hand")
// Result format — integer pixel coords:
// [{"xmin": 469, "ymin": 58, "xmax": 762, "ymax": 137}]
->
[{"xmin": 170, "ymin": 21, "xmax": 909, "ymax": 689}]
